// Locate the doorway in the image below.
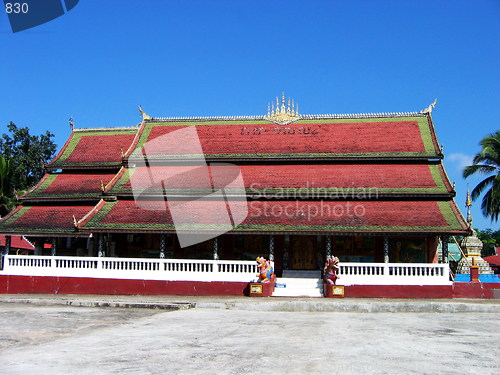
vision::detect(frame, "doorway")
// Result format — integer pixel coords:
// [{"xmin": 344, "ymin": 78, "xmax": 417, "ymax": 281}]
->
[{"xmin": 290, "ymin": 236, "xmax": 318, "ymax": 269}]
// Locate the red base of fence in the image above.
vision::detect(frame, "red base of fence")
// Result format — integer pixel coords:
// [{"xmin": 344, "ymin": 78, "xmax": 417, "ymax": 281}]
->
[
  {"xmin": 0, "ymin": 275, "xmax": 249, "ymax": 296},
  {"xmin": 0, "ymin": 275, "xmax": 498, "ymax": 298}
]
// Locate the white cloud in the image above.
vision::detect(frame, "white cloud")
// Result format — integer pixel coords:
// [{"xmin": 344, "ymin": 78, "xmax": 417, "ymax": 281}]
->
[{"xmin": 447, "ymin": 153, "xmax": 474, "ymax": 172}]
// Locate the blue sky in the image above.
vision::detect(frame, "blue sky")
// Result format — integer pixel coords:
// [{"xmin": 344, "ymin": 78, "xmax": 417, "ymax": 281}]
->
[{"xmin": 0, "ymin": 0, "xmax": 499, "ymax": 230}]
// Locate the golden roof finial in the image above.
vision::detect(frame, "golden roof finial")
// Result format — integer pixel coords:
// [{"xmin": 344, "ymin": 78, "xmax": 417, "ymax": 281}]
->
[
  {"xmin": 100, "ymin": 180, "xmax": 106, "ymax": 192},
  {"xmin": 267, "ymin": 103, "xmax": 270, "ymax": 117},
  {"xmin": 420, "ymin": 98, "xmax": 438, "ymax": 114},
  {"xmin": 138, "ymin": 105, "xmax": 152, "ymax": 121},
  {"xmin": 72, "ymin": 215, "xmax": 78, "ymax": 228},
  {"xmin": 281, "ymin": 92, "xmax": 286, "ymax": 113}
]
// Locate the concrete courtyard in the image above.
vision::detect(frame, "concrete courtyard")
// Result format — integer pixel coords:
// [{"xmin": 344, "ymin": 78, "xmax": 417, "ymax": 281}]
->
[{"xmin": 0, "ymin": 300, "xmax": 498, "ymax": 375}]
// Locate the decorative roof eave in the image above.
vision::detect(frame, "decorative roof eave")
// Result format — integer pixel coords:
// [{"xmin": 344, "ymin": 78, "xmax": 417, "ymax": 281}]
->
[
  {"xmin": 107, "ymin": 192, "xmax": 455, "ymax": 200},
  {"xmin": 45, "ymin": 163, "xmax": 124, "ymax": 171},
  {"xmin": 148, "ymin": 111, "xmax": 424, "ymax": 122},
  {"xmin": 126, "ymin": 154, "xmax": 443, "ymax": 163},
  {"xmin": 78, "ymin": 226, "xmax": 469, "ymax": 236},
  {"xmin": 18, "ymin": 196, "xmax": 103, "ymax": 203}
]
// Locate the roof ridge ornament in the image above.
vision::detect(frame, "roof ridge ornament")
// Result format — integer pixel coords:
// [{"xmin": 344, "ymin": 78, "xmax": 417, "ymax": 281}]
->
[
  {"xmin": 420, "ymin": 98, "xmax": 437, "ymax": 114},
  {"xmin": 138, "ymin": 105, "xmax": 152, "ymax": 121},
  {"xmin": 265, "ymin": 92, "xmax": 301, "ymax": 125},
  {"xmin": 69, "ymin": 117, "xmax": 75, "ymax": 130}
]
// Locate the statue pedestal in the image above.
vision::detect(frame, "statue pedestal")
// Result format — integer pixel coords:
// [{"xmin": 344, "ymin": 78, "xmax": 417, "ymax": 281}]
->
[
  {"xmin": 248, "ymin": 274, "xmax": 276, "ymax": 297},
  {"xmin": 324, "ymin": 284, "xmax": 345, "ymax": 298}
]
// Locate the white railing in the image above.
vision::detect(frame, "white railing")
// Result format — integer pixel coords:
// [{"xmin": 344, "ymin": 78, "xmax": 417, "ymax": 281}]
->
[
  {"xmin": 0, "ymin": 255, "xmax": 451, "ymax": 285},
  {"xmin": 338, "ymin": 262, "xmax": 451, "ymax": 285},
  {"xmin": 1, "ymin": 255, "xmax": 258, "ymax": 282}
]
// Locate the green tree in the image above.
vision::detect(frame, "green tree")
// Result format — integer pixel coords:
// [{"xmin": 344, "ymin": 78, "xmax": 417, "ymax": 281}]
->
[
  {"xmin": 463, "ymin": 130, "xmax": 500, "ymax": 222},
  {"xmin": 0, "ymin": 155, "xmax": 17, "ymax": 217},
  {"xmin": 0, "ymin": 122, "xmax": 57, "ymax": 192},
  {"xmin": 476, "ymin": 228, "xmax": 500, "ymax": 257}
]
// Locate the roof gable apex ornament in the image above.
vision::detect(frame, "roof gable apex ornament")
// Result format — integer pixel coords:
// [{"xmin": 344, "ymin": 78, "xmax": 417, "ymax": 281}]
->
[
  {"xmin": 264, "ymin": 92, "xmax": 301, "ymax": 125},
  {"xmin": 138, "ymin": 105, "xmax": 152, "ymax": 121},
  {"xmin": 420, "ymin": 98, "xmax": 437, "ymax": 114}
]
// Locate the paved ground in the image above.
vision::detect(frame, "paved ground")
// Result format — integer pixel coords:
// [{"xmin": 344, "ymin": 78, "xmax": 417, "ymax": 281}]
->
[{"xmin": 0, "ymin": 298, "xmax": 498, "ymax": 374}]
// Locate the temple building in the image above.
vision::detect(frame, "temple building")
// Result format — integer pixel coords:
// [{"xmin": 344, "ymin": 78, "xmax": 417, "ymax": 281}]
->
[{"xmin": 0, "ymin": 96, "xmax": 482, "ymax": 297}]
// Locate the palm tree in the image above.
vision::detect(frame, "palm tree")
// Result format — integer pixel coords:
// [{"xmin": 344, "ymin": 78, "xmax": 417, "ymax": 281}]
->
[
  {"xmin": 0, "ymin": 155, "xmax": 16, "ymax": 217},
  {"xmin": 463, "ymin": 130, "xmax": 500, "ymax": 222}
]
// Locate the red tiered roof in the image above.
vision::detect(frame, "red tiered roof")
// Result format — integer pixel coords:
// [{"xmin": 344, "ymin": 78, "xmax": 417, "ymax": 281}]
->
[{"xmin": 0, "ymin": 112, "xmax": 469, "ymax": 237}]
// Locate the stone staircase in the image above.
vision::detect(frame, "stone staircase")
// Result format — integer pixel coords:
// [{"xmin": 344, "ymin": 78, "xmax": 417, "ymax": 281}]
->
[{"xmin": 272, "ymin": 270, "xmax": 324, "ymax": 297}]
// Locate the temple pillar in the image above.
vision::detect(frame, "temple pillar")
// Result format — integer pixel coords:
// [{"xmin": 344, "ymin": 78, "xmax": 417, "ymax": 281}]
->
[
  {"xmin": 160, "ymin": 234, "xmax": 166, "ymax": 259},
  {"xmin": 383, "ymin": 236, "xmax": 389, "ymax": 263},
  {"xmin": 51, "ymin": 238, "xmax": 57, "ymax": 256},
  {"xmin": 326, "ymin": 235, "xmax": 332, "ymax": 259},
  {"xmin": 213, "ymin": 237, "xmax": 219, "ymax": 260},
  {"xmin": 98, "ymin": 234, "xmax": 105, "ymax": 257},
  {"xmin": 34, "ymin": 238, "xmax": 43, "ymax": 256},
  {"xmin": 269, "ymin": 235, "xmax": 274, "ymax": 262},
  {"xmin": 440, "ymin": 236, "xmax": 449, "ymax": 264},
  {"xmin": 3, "ymin": 235, "xmax": 11, "ymax": 255}
]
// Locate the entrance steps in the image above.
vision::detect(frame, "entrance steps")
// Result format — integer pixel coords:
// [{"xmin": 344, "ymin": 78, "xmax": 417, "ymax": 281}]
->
[{"xmin": 272, "ymin": 270, "xmax": 324, "ymax": 297}]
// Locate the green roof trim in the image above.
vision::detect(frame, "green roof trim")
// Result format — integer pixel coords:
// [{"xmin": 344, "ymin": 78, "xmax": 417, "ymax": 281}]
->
[{"xmin": 438, "ymin": 201, "xmax": 466, "ymax": 229}]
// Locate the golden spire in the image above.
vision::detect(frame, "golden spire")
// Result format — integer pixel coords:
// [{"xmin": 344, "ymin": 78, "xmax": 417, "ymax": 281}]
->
[
  {"xmin": 466, "ymin": 187, "xmax": 473, "ymax": 226},
  {"xmin": 466, "ymin": 188, "xmax": 472, "ymax": 207}
]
